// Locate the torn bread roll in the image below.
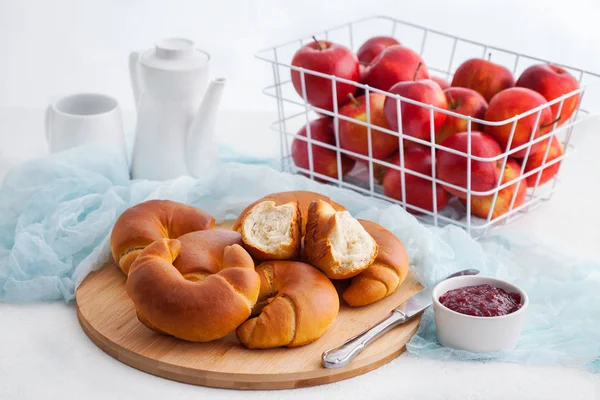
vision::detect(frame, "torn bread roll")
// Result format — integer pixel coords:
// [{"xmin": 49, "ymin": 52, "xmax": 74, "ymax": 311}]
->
[
  {"xmin": 342, "ymin": 219, "xmax": 409, "ymax": 307},
  {"xmin": 304, "ymin": 199, "xmax": 379, "ymax": 279},
  {"xmin": 238, "ymin": 200, "xmax": 302, "ymax": 260},
  {"xmin": 233, "ymin": 191, "xmax": 345, "ymax": 235},
  {"xmin": 236, "ymin": 261, "xmax": 339, "ymax": 349}
]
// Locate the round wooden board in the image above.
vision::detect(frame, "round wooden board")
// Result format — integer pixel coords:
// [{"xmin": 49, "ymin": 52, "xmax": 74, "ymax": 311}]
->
[{"xmin": 75, "ymin": 222, "xmax": 422, "ymax": 390}]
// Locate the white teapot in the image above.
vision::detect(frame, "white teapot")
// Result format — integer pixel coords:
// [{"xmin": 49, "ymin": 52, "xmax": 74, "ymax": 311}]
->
[{"xmin": 129, "ymin": 38, "xmax": 225, "ymax": 180}]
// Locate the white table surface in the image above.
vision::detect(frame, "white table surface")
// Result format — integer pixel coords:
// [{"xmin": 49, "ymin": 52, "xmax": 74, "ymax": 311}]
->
[{"xmin": 1, "ymin": 107, "xmax": 599, "ymax": 400}]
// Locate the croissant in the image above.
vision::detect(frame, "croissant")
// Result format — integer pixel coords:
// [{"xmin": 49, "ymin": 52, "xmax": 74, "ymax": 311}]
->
[
  {"xmin": 236, "ymin": 261, "xmax": 339, "ymax": 349},
  {"xmin": 342, "ymin": 219, "xmax": 409, "ymax": 306},
  {"xmin": 126, "ymin": 230, "xmax": 260, "ymax": 342},
  {"xmin": 110, "ymin": 199, "xmax": 215, "ymax": 275}
]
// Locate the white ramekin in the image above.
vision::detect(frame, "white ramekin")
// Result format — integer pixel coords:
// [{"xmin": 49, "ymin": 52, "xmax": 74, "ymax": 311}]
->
[{"xmin": 432, "ymin": 275, "xmax": 529, "ymax": 353}]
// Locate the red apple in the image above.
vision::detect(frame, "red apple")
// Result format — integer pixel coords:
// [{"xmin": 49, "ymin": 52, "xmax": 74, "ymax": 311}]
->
[
  {"xmin": 461, "ymin": 159, "xmax": 527, "ymax": 219},
  {"xmin": 355, "ymin": 64, "xmax": 368, "ymax": 98},
  {"xmin": 524, "ymin": 136, "xmax": 564, "ymax": 187},
  {"xmin": 357, "ymin": 36, "xmax": 401, "ymax": 64},
  {"xmin": 364, "ymin": 45, "xmax": 429, "ymax": 91},
  {"xmin": 431, "ymin": 76, "xmax": 450, "ymax": 90},
  {"xmin": 516, "ymin": 64, "xmax": 580, "ymax": 126},
  {"xmin": 338, "ymin": 93, "xmax": 398, "ymax": 161},
  {"xmin": 436, "ymin": 131, "xmax": 503, "ymax": 198},
  {"xmin": 383, "ymin": 146, "xmax": 449, "ymax": 213},
  {"xmin": 451, "ymin": 58, "xmax": 515, "ymax": 102},
  {"xmin": 291, "ymin": 39, "xmax": 360, "ymax": 112},
  {"xmin": 383, "ymin": 79, "xmax": 448, "ymax": 141},
  {"xmin": 436, "ymin": 87, "xmax": 488, "ymax": 144},
  {"xmin": 484, "ymin": 87, "xmax": 553, "ymax": 158},
  {"xmin": 291, "ymin": 117, "xmax": 355, "ymax": 181},
  {"xmin": 359, "ymin": 63, "xmax": 368, "ymax": 83}
]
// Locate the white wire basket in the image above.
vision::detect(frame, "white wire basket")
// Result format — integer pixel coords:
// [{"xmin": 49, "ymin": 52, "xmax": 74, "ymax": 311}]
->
[{"xmin": 255, "ymin": 15, "xmax": 600, "ymax": 237}]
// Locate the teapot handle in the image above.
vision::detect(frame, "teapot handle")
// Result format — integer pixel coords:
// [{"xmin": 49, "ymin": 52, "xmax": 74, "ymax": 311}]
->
[{"xmin": 129, "ymin": 51, "xmax": 142, "ymax": 109}]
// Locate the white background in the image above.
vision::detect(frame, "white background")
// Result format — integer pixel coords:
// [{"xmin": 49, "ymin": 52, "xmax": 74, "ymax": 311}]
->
[{"xmin": 1, "ymin": 1, "xmax": 600, "ymax": 399}]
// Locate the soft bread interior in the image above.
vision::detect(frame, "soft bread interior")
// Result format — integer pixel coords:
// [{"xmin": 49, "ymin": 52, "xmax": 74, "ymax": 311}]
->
[
  {"xmin": 242, "ymin": 201, "xmax": 294, "ymax": 252},
  {"xmin": 329, "ymin": 211, "xmax": 377, "ymax": 273}
]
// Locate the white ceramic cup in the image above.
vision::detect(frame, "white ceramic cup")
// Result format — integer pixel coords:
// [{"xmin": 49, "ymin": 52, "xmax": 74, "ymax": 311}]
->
[
  {"xmin": 432, "ymin": 275, "xmax": 529, "ymax": 353},
  {"xmin": 45, "ymin": 93, "xmax": 127, "ymax": 159}
]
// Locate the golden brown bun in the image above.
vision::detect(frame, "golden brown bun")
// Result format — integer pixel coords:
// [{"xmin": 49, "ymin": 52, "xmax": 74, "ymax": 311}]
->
[
  {"xmin": 239, "ymin": 201, "xmax": 302, "ymax": 261},
  {"xmin": 342, "ymin": 220, "xmax": 409, "ymax": 307},
  {"xmin": 110, "ymin": 199, "xmax": 215, "ymax": 275},
  {"xmin": 126, "ymin": 230, "xmax": 261, "ymax": 342},
  {"xmin": 233, "ymin": 191, "xmax": 345, "ymax": 235},
  {"xmin": 303, "ymin": 200, "xmax": 378, "ymax": 280},
  {"xmin": 236, "ymin": 261, "xmax": 339, "ymax": 349}
]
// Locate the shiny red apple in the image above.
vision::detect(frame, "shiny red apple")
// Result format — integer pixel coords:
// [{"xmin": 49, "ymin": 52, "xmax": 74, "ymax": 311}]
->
[
  {"xmin": 431, "ymin": 76, "xmax": 450, "ymax": 90},
  {"xmin": 291, "ymin": 39, "xmax": 360, "ymax": 112},
  {"xmin": 484, "ymin": 87, "xmax": 553, "ymax": 158},
  {"xmin": 436, "ymin": 131, "xmax": 503, "ymax": 198},
  {"xmin": 383, "ymin": 146, "xmax": 449, "ymax": 213},
  {"xmin": 291, "ymin": 117, "xmax": 355, "ymax": 181},
  {"xmin": 523, "ymin": 135, "xmax": 564, "ymax": 187},
  {"xmin": 516, "ymin": 64, "xmax": 580, "ymax": 126},
  {"xmin": 436, "ymin": 87, "xmax": 488, "ymax": 144},
  {"xmin": 461, "ymin": 159, "xmax": 528, "ymax": 220},
  {"xmin": 383, "ymin": 79, "xmax": 448, "ymax": 141},
  {"xmin": 356, "ymin": 36, "xmax": 401, "ymax": 64},
  {"xmin": 451, "ymin": 58, "xmax": 515, "ymax": 102},
  {"xmin": 363, "ymin": 45, "xmax": 429, "ymax": 91},
  {"xmin": 338, "ymin": 93, "xmax": 398, "ymax": 161}
]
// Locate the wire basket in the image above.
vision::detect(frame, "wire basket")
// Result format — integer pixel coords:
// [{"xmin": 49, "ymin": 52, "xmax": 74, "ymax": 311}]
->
[{"xmin": 255, "ymin": 15, "xmax": 600, "ymax": 237}]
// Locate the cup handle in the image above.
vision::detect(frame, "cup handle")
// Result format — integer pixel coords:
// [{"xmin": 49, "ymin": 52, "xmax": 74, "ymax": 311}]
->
[
  {"xmin": 45, "ymin": 105, "xmax": 53, "ymax": 143},
  {"xmin": 129, "ymin": 51, "xmax": 142, "ymax": 109}
]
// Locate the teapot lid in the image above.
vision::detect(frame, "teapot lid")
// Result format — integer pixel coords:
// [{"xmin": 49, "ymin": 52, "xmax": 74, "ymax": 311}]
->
[{"xmin": 140, "ymin": 38, "xmax": 210, "ymax": 70}]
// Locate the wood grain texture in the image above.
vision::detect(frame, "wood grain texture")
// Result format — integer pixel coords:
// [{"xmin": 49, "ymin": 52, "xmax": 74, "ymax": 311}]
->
[{"xmin": 75, "ymin": 221, "xmax": 422, "ymax": 390}]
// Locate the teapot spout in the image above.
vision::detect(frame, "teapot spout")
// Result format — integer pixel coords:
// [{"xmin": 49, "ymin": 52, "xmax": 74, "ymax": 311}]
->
[{"xmin": 185, "ymin": 78, "xmax": 226, "ymax": 178}]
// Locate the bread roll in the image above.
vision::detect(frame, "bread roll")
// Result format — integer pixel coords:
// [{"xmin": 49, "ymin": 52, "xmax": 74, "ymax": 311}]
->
[
  {"xmin": 110, "ymin": 199, "xmax": 215, "ymax": 274},
  {"xmin": 126, "ymin": 230, "xmax": 260, "ymax": 342},
  {"xmin": 233, "ymin": 191, "xmax": 345, "ymax": 235},
  {"xmin": 238, "ymin": 200, "xmax": 302, "ymax": 260},
  {"xmin": 342, "ymin": 220, "xmax": 409, "ymax": 306},
  {"xmin": 304, "ymin": 200, "xmax": 378, "ymax": 279},
  {"xmin": 236, "ymin": 261, "xmax": 339, "ymax": 349}
]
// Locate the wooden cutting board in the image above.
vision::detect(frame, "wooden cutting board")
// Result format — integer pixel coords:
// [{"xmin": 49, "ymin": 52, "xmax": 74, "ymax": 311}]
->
[{"xmin": 75, "ymin": 222, "xmax": 422, "ymax": 390}]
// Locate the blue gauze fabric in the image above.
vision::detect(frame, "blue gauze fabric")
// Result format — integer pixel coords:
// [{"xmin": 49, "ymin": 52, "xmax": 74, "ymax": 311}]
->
[{"xmin": 0, "ymin": 144, "xmax": 598, "ymax": 373}]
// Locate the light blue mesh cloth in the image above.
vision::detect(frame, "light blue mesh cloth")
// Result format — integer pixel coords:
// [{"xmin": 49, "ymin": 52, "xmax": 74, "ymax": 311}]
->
[{"xmin": 0, "ymin": 144, "xmax": 598, "ymax": 373}]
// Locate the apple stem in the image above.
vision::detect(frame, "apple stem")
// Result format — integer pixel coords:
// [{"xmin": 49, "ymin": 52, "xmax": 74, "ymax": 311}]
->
[
  {"xmin": 446, "ymin": 90, "xmax": 456, "ymax": 109},
  {"xmin": 347, "ymin": 93, "xmax": 360, "ymax": 107},
  {"xmin": 487, "ymin": 52, "xmax": 492, "ymax": 61},
  {"xmin": 312, "ymin": 36, "xmax": 324, "ymax": 51},
  {"xmin": 540, "ymin": 116, "xmax": 562, "ymax": 129},
  {"xmin": 413, "ymin": 62, "xmax": 423, "ymax": 81}
]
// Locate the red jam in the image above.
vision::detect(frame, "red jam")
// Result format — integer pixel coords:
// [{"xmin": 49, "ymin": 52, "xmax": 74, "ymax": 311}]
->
[{"xmin": 439, "ymin": 284, "xmax": 522, "ymax": 317}]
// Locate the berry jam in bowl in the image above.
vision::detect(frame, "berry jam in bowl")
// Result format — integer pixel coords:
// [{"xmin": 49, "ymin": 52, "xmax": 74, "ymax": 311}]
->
[{"xmin": 432, "ymin": 276, "xmax": 529, "ymax": 353}]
